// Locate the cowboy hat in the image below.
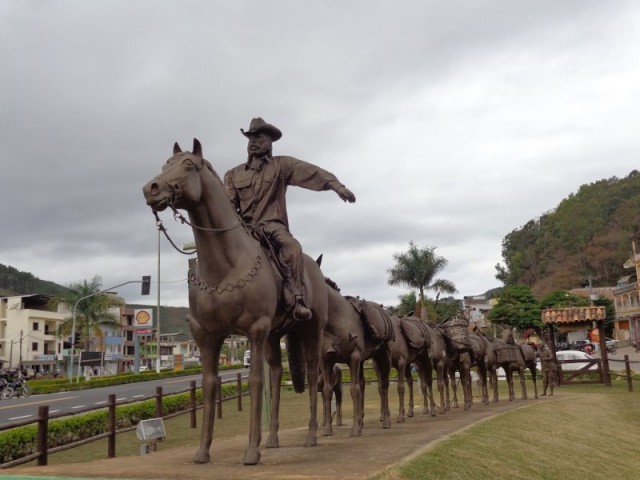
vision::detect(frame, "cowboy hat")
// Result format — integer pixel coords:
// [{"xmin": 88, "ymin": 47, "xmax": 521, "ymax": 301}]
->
[{"xmin": 241, "ymin": 117, "xmax": 282, "ymax": 141}]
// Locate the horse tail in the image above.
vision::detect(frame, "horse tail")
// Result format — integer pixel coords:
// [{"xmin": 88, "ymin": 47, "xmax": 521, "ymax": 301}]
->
[
  {"xmin": 286, "ymin": 331, "xmax": 306, "ymax": 393},
  {"xmin": 333, "ymin": 365, "xmax": 343, "ymax": 407}
]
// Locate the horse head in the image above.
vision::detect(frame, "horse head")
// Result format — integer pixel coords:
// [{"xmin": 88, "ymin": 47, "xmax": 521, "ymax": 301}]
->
[{"xmin": 143, "ymin": 138, "xmax": 211, "ymax": 212}]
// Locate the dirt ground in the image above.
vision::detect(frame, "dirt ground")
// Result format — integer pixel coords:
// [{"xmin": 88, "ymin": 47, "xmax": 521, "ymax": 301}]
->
[{"xmin": 7, "ymin": 395, "xmax": 542, "ymax": 480}]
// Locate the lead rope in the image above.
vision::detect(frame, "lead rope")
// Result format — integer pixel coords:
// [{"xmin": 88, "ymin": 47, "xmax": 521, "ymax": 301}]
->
[{"xmin": 153, "ymin": 210, "xmax": 196, "ymax": 255}]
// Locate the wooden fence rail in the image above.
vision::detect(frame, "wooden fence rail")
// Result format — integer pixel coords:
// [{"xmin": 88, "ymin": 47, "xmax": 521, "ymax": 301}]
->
[{"xmin": 0, "ymin": 372, "xmax": 246, "ymax": 469}]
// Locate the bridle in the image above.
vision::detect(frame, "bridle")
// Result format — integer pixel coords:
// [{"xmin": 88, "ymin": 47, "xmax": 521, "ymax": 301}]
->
[{"xmin": 150, "ymin": 156, "xmax": 242, "ymax": 255}]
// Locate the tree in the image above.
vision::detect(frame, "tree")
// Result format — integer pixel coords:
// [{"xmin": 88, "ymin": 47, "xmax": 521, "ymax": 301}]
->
[
  {"xmin": 539, "ymin": 290, "xmax": 590, "ymax": 310},
  {"xmin": 389, "ymin": 291, "xmax": 417, "ymax": 317},
  {"xmin": 51, "ymin": 276, "xmax": 123, "ymax": 351},
  {"xmin": 388, "ymin": 242, "xmax": 457, "ymax": 321},
  {"xmin": 487, "ymin": 284, "xmax": 542, "ymax": 333}
]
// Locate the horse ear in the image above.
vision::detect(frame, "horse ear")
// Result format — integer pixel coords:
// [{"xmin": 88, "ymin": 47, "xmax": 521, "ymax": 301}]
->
[
  {"xmin": 315, "ymin": 254, "xmax": 323, "ymax": 266},
  {"xmin": 174, "ymin": 142, "xmax": 182, "ymax": 154},
  {"xmin": 193, "ymin": 138, "xmax": 202, "ymax": 157}
]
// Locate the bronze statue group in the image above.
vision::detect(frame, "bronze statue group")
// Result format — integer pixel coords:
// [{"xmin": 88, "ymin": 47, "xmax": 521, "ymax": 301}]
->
[{"xmin": 143, "ymin": 118, "xmax": 554, "ymax": 466}]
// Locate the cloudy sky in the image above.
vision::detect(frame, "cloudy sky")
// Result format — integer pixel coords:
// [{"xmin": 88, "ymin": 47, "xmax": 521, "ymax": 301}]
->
[{"xmin": 1, "ymin": 1, "xmax": 639, "ymax": 312}]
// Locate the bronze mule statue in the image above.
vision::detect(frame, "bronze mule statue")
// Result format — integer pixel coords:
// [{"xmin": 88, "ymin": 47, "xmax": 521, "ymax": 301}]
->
[
  {"xmin": 142, "ymin": 139, "xmax": 329, "ymax": 465},
  {"xmin": 493, "ymin": 330, "xmax": 539, "ymax": 401},
  {"xmin": 321, "ymin": 276, "xmax": 393, "ymax": 436}
]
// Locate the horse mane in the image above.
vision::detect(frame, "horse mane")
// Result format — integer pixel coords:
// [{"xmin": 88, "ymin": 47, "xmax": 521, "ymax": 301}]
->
[{"xmin": 325, "ymin": 277, "xmax": 341, "ymax": 292}]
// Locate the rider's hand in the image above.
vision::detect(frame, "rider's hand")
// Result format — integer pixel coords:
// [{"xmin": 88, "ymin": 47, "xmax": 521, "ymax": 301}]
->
[{"xmin": 335, "ymin": 185, "xmax": 356, "ymax": 203}]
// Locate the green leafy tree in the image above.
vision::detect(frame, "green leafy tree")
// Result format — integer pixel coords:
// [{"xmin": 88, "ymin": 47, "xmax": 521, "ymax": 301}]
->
[
  {"xmin": 389, "ymin": 291, "xmax": 418, "ymax": 317},
  {"xmin": 487, "ymin": 284, "xmax": 543, "ymax": 332},
  {"xmin": 388, "ymin": 242, "xmax": 457, "ymax": 321},
  {"xmin": 51, "ymin": 276, "xmax": 123, "ymax": 351},
  {"xmin": 539, "ymin": 290, "xmax": 590, "ymax": 309}
]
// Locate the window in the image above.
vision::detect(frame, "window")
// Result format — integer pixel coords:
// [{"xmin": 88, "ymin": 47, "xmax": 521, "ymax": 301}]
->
[
  {"xmin": 33, "ymin": 322, "xmax": 39, "ymax": 331},
  {"xmin": 32, "ymin": 342, "xmax": 39, "ymax": 352}
]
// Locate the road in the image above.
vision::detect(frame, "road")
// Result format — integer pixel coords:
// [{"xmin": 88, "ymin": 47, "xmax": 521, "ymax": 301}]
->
[{"xmin": 0, "ymin": 368, "xmax": 247, "ymax": 429}]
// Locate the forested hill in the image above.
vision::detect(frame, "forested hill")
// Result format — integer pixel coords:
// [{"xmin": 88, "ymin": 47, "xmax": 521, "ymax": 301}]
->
[
  {"xmin": 0, "ymin": 264, "xmax": 191, "ymax": 339},
  {"xmin": 0, "ymin": 264, "xmax": 68, "ymax": 296},
  {"xmin": 497, "ymin": 170, "xmax": 640, "ymax": 296}
]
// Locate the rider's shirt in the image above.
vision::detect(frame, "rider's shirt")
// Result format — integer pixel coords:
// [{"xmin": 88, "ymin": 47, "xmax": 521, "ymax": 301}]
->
[{"xmin": 224, "ymin": 155, "xmax": 342, "ymax": 229}]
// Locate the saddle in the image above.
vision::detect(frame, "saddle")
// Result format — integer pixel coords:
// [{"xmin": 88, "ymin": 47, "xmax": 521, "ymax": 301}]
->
[
  {"xmin": 346, "ymin": 297, "xmax": 395, "ymax": 345},
  {"xmin": 400, "ymin": 316, "xmax": 430, "ymax": 350}
]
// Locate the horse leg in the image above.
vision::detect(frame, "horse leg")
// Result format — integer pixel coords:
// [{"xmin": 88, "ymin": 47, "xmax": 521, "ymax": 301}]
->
[
  {"xmin": 519, "ymin": 366, "xmax": 528, "ymax": 400},
  {"xmin": 358, "ymin": 362, "xmax": 366, "ymax": 430},
  {"xmin": 396, "ymin": 360, "xmax": 406, "ymax": 423},
  {"xmin": 530, "ymin": 364, "xmax": 539, "ymax": 399},
  {"xmin": 406, "ymin": 365, "xmax": 415, "ymax": 418},
  {"xmin": 192, "ymin": 332, "xmax": 224, "ymax": 464},
  {"xmin": 443, "ymin": 364, "xmax": 451, "ymax": 412},
  {"xmin": 449, "ymin": 364, "xmax": 460, "ymax": 409},
  {"xmin": 264, "ymin": 336, "xmax": 283, "ymax": 449},
  {"xmin": 505, "ymin": 367, "xmax": 516, "ymax": 401},
  {"xmin": 373, "ymin": 354, "xmax": 391, "ymax": 429},
  {"xmin": 479, "ymin": 364, "xmax": 489, "ymax": 405},
  {"xmin": 300, "ymin": 334, "xmax": 321, "ymax": 447},
  {"xmin": 349, "ymin": 354, "xmax": 363, "ymax": 436},
  {"xmin": 334, "ymin": 367, "xmax": 343, "ymax": 426},
  {"xmin": 490, "ymin": 366, "xmax": 499, "ymax": 402},
  {"xmin": 242, "ymin": 323, "xmax": 271, "ymax": 465},
  {"xmin": 461, "ymin": 356, "xmax": 473, "ymax": 411},
  {"xmin": 421, "ymin": 362, "xmax": 434, "ymax": 415},
  {"xmin": 321, "ymin": 359, "xmax": 335, "ymax": 436}
]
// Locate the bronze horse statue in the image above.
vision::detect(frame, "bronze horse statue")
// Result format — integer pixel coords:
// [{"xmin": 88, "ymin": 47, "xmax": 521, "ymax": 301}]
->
[
  {"xmin": 387, "ymin": 315, "xmax": 433, "ymax": 422},
  {"xmin": 321, "ymin": 276, "xmax": 393, "ymax": 436},
  {"xmin": 317, "ymin": 364, "xmax": 344, "ymax": 427},
  {"xmin": 493, "ymin": 330, "xmax": 539, "ymax": 401},
  {"xmin": 142, "ymin": 139, "xmax": 329, "ymax": 465},
  {"xmin": 396, "ymin": 316, "xmax": 450, "ymax": 417}
]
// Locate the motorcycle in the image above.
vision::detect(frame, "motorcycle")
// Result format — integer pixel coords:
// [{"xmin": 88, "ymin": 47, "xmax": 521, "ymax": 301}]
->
[
  {"xmin": 633, "ymin": 339, "xmax": 640, "ymax": 353},
  {"xmin": 0, "ymin": 376, "xmax": 14, "ymax": 400},
  {"xmin": 7, "ymin": 377, "xmax": 31, "ymax": 398}
]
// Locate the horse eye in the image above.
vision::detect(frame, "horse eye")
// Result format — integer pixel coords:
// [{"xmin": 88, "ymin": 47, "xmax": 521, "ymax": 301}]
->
[{"xmin": 183, "ymin": 158, "xmax": 195, "ymax": 168}]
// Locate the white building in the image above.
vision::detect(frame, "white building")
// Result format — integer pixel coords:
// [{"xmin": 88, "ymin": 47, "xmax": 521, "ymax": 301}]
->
[{"xmin": 0, "ymin": 294, "xmax": 67, "ymax": 373}]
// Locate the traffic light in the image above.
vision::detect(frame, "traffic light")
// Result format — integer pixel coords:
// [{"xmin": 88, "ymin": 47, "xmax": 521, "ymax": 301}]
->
[
  {"xmin": 74, "ymin": 332, "xmax": 81, "ymax": 347},
  {"xmin": 141, "ymin": 275, "xmax": 151, "ymax": 295}
]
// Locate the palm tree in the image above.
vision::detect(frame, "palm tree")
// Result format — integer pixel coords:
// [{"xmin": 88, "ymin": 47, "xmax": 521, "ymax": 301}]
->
[
  {"xmin": 51, "ymin": 276, "xmax": 123, "ymax": 351},
  {"xmin": 387, "ymin": 242, "xmax": 457, "ymax": 321}
]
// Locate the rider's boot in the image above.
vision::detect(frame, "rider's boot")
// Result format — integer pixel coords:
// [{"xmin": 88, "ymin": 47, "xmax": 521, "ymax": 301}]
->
[{"xmin": 293, "ymin": 296, "xmax": 312, "ymax": 321}]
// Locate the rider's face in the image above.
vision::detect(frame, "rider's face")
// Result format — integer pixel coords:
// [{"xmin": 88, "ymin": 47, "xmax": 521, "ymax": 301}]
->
[{"xmin": 247, "ymin": 133, "xmax": 272, "ymax": 158}]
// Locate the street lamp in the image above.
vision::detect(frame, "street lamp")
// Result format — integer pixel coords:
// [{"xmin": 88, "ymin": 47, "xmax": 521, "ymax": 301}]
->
[{"xmin": 68, "ymin": 278, "xmax": 150, "ymax": 383}]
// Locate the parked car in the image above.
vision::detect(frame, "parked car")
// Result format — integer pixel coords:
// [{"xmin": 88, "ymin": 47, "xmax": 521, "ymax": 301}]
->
[
  {"xmin": 571, "ymin": 340, "xmax": 595, "ymax": 352},
  {"xmin": 243, "ymin": 350, "xmax": 251, "ymax": 368},
  {"xmin": 605, "ymin": 337, "xmax": 619, "ymax": 349},
  {"xmin": 536, "ymin": 350, "xmax": 598, "ymax": 372}
]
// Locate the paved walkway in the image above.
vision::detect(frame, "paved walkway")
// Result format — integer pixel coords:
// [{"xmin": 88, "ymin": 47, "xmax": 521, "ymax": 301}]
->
[{"xmin": 4, "ymin": 395, "xmax": 543, "ymax": 480}]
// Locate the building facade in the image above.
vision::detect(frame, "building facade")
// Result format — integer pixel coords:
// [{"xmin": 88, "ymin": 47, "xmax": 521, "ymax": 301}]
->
[
  {"xmin": 612, "ymin": 238, "xmax": 640, "ymax": 343},
  {"xmin": 0, "ymin": 295, "xmax": 67, "ymax": 373}
]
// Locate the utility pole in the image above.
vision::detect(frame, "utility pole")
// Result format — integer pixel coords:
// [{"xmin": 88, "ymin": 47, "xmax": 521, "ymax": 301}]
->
[
  {"xmin": 9, "ymin": 340, "xmax": 14, "ymax": 370},
  {"xmin": 19, "ymin": 329, "xmax": 23, "ymax": 371}
]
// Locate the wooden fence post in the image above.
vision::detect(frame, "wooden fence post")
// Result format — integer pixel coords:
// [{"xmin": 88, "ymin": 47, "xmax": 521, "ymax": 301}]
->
[
  {"xmin": 237, "ymin": 372, "xmax": 243, "ymax": 411},
  {"xmin": 625, "ymin": 355, "xmax": 633, "ymax": 392},
  {"xmin": 190, "ymin": 380, "xmax": 197, "ymax": 428},
  {"xmin": 108, "ymin": 394, "xmax": 116, "ymax": 458},
  {"xmin": 156, "ymin": 386, "xmax": 163, "ymax": 418},
  {"xmin": 37, "ymin": 405, "xmax": 49, "ymax": 466},
  {"xmin": 216, "ymin": 381, "xmax": 222, "ymax": 419}
]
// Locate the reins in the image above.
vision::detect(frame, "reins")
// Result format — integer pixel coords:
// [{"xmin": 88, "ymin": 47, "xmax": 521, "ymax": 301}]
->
[{"xmin": 153, "ymin": 206, "xmax": 242, "ymax": 256}]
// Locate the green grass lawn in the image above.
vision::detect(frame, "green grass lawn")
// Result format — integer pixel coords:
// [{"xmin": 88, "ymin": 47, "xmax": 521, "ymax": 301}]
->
[
  {"xmin": 16, "ymin": 377, "xmax": 640, "ymax": 480},
  {"xmin": 373, "ymin": 380, "xmax": 640, "ymax": 480}
]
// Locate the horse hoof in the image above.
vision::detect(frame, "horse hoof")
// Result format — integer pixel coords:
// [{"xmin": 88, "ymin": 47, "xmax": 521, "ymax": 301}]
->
[
  {"xmin": 323, "ymin": 426, "xmax": 333, "ymax": 436},
  {"xmin": 350, "ymin": 427, "xmax": 362, "ymax": 437},
  {"xmin": 193, "ymin": 449, "xmax": 210, "ymax": 464},
  {"xmin": 242, "ymin": 448, "xmax": 261, "ymax": 465},
  {"xmin": 396, "ymin": 416, "xmax": 405, "ymax": 423},
  {"xmin": 382, "ymin": 419, "xmax": 391, "ymax": 429},
  {"xmin": 304, "ymin": 434, "xmax": 317, "ymax": 447},
  {"xmin": 265, "ymin": 433, "xmax": 279, "ymax": 449}
]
